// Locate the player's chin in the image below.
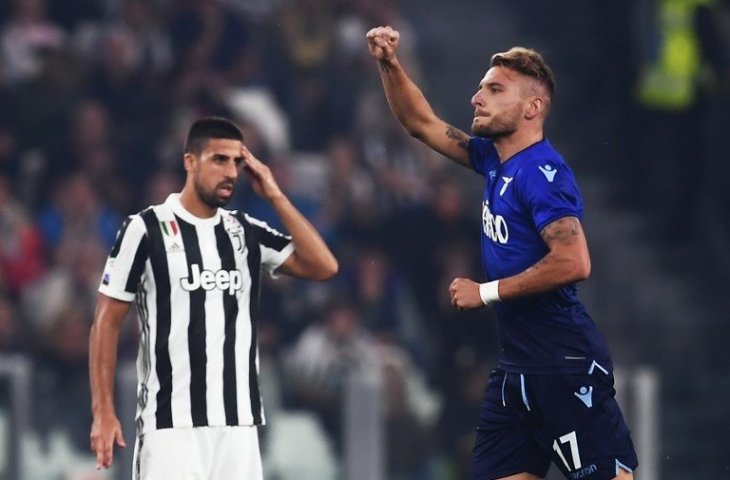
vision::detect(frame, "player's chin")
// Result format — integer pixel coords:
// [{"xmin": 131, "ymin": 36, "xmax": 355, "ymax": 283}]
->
[
  {"xmin": 206, "ymin": 192, "xmax": 231, "ymax": 208},
  {"xmin": 471, "ymin": 122, "xmax": 491, "ymax": 138},
  {"xmin": 216, "ymin": 194, "xmax": 232, "ymax": 207}
]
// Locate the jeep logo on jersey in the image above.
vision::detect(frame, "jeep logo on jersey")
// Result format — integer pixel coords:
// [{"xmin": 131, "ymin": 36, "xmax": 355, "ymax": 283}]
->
[
  {"xmin": 482, "ymin": 200, "xmax": 509, "ymax": 244},
  {"xmin": 181, "ymin": 264, "xmax": 243, "ymax": 295}
]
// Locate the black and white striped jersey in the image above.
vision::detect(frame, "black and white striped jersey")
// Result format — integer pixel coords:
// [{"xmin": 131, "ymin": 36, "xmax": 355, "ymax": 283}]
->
[{"xmin": 99, "ymin": 193, "xmax": 294, "ymax": 435}]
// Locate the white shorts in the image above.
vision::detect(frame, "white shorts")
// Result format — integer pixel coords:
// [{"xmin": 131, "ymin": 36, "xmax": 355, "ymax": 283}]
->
[{"xmin": 132, "ymin": 426, "xmax": 263, "ymax": 480}]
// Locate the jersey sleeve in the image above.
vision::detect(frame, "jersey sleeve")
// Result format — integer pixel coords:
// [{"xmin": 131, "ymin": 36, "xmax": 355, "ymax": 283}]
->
[
  {"xmin": 468, "ymin": 137, "xmax": 498, "ymax": 176},
  {"xmin": 98, "ymin": 215, "xmax": 148, "ymax": 302},
  {"xmin": 244, "ymin": 214, "xmax": 294, "ymax": 277},
  {"xmin": 516, "ymin": 160, "xmax": 584, "ymax": 233}
]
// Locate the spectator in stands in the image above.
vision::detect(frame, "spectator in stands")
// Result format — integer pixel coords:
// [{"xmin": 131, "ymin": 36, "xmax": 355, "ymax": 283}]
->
[
  {"xmin": 0, "ymin": 293, "xmax": 28, "ymax": 353},
  {"xmin": 0, "ymin": 0, "xmax": 65, "ymax": 85},
  {"xmin": 22, "ymin": 232, "xmax": 105, "ymax": 337},
  {"xmin": 283, "ymin": 299, "xmax": 379, "ymax": 452},
  {"xmin": 37, "ymin": 171, "xmax": 120, "ymax": 250},
  {"xmin": 0, "ymin": 176, "xmax": 45, "ymax": 295}
]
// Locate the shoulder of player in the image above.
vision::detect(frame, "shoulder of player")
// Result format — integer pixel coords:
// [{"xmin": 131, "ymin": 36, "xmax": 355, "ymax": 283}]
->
[
  {"xmin": 122, "ymin": 209, "xmax": 150, "ymax": 231},
  {"xmin": 131, "ymin": 202, "xmax": 177, "ymax": 235},
  {"xmin": 224, "ymin": 209, "xmax": 251, "ymax": 226},
  {"xmin": 470, "ymin": 136, "xmax": 498, "ymax": 158},
  {"xmin": 223, "ymin": 210, "xmax": 271, "ymax": 234},
  {"xmin": 513, "ymin": 153, "xmax": 572, "ymax": 180}
]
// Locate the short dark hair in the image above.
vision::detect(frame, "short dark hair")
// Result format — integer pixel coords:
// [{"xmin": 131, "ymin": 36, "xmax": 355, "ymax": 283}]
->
[
  {"xmin": 491, "ymin": 47, "xmax": 555, "ymax": 99},
  {"xmin": 184, "ymin": 117, "xmax": 244, "ymax": 155}
]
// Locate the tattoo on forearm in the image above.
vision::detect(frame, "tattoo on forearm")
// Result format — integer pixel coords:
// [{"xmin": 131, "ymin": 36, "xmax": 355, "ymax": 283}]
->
[
  {"xmin": 378, "ymin": 62, "xmax": 391, "ymax": 73},
  {"xmin": 446, "ymin": 126, "xmax": 470, "ymax": 151},
  {"xmin": 540, "ymin": 217, "xmax": 581, "ymax": 247}
]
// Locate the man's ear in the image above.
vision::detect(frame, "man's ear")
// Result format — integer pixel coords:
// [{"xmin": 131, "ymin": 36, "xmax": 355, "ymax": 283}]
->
[
  {"xmin": 183, "ymin": 153, "xmax": 196, "ymax": 173},
  {"xmin": 524, "ymin": 96, "xmax": 544, "ymax": 120}
]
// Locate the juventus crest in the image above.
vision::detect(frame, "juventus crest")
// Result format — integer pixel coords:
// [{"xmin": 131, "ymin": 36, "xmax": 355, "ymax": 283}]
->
[{"xmin": 223, "ymin": 214, "xmax": 246, "ymax": 253}]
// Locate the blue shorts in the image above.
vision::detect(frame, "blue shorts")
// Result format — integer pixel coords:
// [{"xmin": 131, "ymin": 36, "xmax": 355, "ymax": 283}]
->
[{"xmin": 472, "ymin": 367, "xmax": 638, "ymax": 480}]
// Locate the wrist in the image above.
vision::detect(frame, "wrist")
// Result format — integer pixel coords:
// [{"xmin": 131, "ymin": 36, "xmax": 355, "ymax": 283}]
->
[
  {"xmin": 92, "ymin": 404, "xmax": 116, "ymax": 417},
  {"xmin": 378, "ymin": 57, "xmax": 399, "ymax": 72},
  {"xmin": 479, "ymin": 280, "xmax": 501, "ymax": 305},
  {"xmin": 266, "ymin": 191, "xmax": 286, "ymax": 203}
]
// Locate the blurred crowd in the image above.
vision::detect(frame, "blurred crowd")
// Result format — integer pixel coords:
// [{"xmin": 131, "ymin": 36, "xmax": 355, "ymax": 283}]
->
[
  {"xmin": 0, "ymin": 0, "xmax": 729, "ymax": 479},
  {"xmin": 0, "ymin": 0, "xmax": 496, "ymax": 478}
]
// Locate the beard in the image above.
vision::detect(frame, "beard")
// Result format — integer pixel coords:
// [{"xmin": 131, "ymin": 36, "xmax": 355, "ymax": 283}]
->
[
  {"xmin": 194, "ymin": 179, "xmax": 234, "ymax": 209},
  {"xmin": 472, "ymin": 105, "xmax": 522, "ymax": 139}
]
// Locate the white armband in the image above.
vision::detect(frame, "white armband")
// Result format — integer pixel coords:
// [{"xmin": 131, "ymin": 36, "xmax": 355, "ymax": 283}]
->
[{"xmin": 479, "ymin": 280, "xmax": 501, "ymax": 305}]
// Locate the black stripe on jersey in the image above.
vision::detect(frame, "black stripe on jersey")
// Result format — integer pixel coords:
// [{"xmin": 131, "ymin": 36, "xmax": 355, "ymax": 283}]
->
[
  {"xmin": 110, "ymin": 216, "xmax": 133, "ymax": 258},
  {"xmin": 215, "ymin": 221, "xmax": 239, "ymax": 425},
  {"xmin": 125, "ymin": 235, "xmax": 149, "ymax": 294},
  {"xmin": 177, "ymin": 216, "xmax": 209, "ymax": 427},
  {"xmin": 239, "ymin": 214, "xmax": 263, "ymax": 424},
  {"xmin": 249, "ymin": 221, "xmax": 290, "ymax": 251},
  {"xmin": 141, "ymin": 209, "xmax": 174, "ymax": 430}
]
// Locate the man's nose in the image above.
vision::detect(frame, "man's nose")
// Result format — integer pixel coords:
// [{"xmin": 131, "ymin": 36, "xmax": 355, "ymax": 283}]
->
[
  {"xmin": 226, "ymin": 161, "xmax": 239, "ymax": 179},
  {"xmin": 471, "ymin": 91, "xmax": 481, "ymax": 107}
]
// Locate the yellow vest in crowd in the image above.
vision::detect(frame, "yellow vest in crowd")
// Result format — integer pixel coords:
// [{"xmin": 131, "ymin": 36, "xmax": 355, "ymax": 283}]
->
[{"xmin": 638, "ymin": 0, "xmax": 715, "ymax": 110}]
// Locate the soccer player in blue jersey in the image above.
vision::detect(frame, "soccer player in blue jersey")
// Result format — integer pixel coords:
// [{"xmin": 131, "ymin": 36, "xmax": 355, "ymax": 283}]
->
[{"xmin": 367, "ymin": 26, "xmax": 638, "ymax": 480}]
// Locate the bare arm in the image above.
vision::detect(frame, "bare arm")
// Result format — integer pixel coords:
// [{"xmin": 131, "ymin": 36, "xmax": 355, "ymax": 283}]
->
[
  {"xmin": 499, "ymin": 216, "xmax": 590, "ymax": 298},
  {"xmin": 366, "ymin": 26, "xmax": 472, "ymax": 167},
  {"xmin": 450, "ymin": 217, "xmax": 591, "ymax": 308},
  {"xmin": 270, "ymin": 193, "xmax": 338, "ymax": 280},
  {"xmin": 241, "ymin": 145, "xmax": 338, "ymax": 281},
  {"xmin": 89, "ymin": 293, "xmax": 131, "ymax": 469}
]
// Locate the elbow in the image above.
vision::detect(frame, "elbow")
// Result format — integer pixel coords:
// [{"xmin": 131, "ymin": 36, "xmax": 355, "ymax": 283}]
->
[
  {"xmin": 572, "ymin": 256, "xmax": 591, "ymax": 282},
  {"xmin": 323, "ymin": 258, "xmax": 339, "ymax": 280},
  {"xmin": 556, "ymin": 251, "xmax": 590, "ymax": 284},
  {"xmin": 315, "ymin": 257, "xmax": 339, "ymax": 281}
]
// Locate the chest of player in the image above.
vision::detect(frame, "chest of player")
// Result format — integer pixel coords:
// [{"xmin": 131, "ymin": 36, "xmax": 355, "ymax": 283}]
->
[
  {"xmin": 479, "ymin": 166, "xmax": 553, "ymax": 279},
  {"xmin": 480, "ymin": 167, "xmax": 529, "ymax": 246},
  {"xmin": 154, "ymin": 216, "xmax": 252, "ymax": 297}
]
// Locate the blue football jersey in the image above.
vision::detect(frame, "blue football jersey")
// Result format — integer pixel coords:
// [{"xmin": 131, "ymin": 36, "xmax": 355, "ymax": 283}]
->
[{"xmin": 469, "ymin": 137, "xmax": 612, "ymax": 374}]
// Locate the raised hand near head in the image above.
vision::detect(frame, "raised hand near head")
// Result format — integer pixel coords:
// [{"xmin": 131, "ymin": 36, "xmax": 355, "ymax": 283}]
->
[
  {"xmin": 241, "ymin": 145, "xmax": 283, "ymax": 202},
  {"xmin": 366, "ymin": 25, "xmax": 400, "ymax": 62}
]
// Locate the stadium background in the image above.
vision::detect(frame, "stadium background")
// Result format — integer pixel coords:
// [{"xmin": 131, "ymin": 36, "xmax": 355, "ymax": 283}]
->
[{"xmin": 0, "ymin": 0, "xmax": 728, "ymax": 478}]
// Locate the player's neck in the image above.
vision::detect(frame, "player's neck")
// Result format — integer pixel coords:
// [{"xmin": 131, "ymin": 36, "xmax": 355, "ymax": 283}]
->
[
  {"xmin": 178, "ymin": 187, "xmax": 217, "ymax": 219},
  {"xmin": 493, "ymin": 127, "xmax": 544, "ymax": 163}
]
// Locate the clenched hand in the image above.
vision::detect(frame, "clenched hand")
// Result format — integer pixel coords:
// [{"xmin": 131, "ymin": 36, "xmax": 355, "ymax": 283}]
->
[{"xmin": 366, "ymin": 25, "xmax": 400, "ymax": 62}]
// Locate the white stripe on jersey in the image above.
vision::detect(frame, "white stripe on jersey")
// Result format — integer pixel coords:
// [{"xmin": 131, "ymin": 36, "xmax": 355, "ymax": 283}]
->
[
  {"xmin": 200, "ymin": 224, "xmax": 226, "ymax": 427},
  {"xmin": 164, "ymin": 220, "xmax": 192, "ymax": 430}
]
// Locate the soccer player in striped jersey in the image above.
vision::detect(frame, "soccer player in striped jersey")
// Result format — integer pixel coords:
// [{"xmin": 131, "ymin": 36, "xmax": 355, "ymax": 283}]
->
[
  {"xmin": 89, "ymin": 117, "xmax": 338, "ymax": 479},
  {"xmin": 367, "ymin": 26, "xmax": 638, "ymax": 480}
]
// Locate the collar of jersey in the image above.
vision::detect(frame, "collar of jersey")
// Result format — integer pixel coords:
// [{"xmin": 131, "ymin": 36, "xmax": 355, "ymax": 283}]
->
[
  {"xmin": 165, "ymin": 193, "xmax": 222, "ymax": 226},
  {"xmin": 499, "ymin": 137, "xmax": 551, "ymax": 166}
]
